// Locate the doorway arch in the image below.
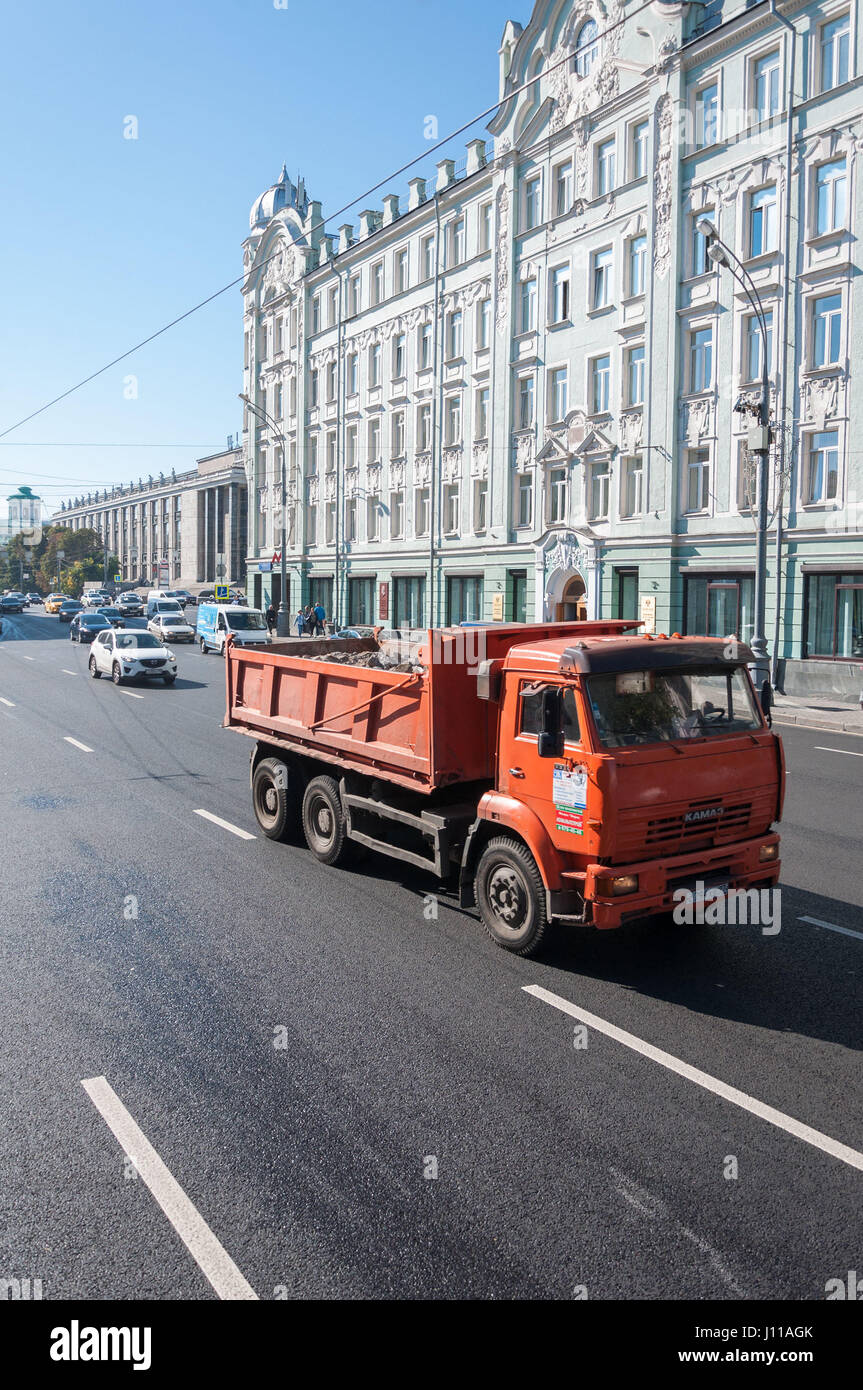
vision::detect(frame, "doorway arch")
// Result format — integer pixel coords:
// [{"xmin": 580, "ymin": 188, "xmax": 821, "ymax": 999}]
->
[{"xmin": 555, "ymin": 572, "xmax": 586, "ymax": 621}]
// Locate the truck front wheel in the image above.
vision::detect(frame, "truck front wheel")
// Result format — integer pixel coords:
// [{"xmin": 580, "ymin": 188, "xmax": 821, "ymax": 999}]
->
[
  {"xmin": 252, "ymin": 756, "xmax": 297, "ymax": 841},
  {"xmin": 302, "ymin": 775, "xmax": 350, "ymax": 866},
  {"xmin": 475, "ymin": 836, "xmax": 548, "ymax": 956}
]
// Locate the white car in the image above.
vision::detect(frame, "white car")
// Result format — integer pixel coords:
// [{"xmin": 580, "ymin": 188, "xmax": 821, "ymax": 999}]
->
[
  {"xmin": 148, "ymin": 613, "xmax": 195, "ymax": 642},
  {"xmin": 88, "ymin": 628, "xmax": 178, "ymax": 686}
]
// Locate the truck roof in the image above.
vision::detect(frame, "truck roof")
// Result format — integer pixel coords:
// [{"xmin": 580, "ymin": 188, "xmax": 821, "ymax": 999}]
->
[{"xmin": 504, "ymin": 632, "xmax": 755, "ymax": 676}]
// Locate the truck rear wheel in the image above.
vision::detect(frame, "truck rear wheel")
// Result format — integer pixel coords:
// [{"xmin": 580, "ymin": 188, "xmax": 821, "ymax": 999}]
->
[
  {"xmin": 302, "ymin": 775, "xmax": 350, "ymax": 866},
  {"xmin": 252, "ymin": 757, "xmax": 297, "ymax": 841},
  {"xmin": 475, "ymin": 836, "xmax": 548, "ymax": 957}
]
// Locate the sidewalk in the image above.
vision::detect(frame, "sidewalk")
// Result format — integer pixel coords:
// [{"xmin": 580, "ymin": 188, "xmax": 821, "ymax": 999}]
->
[{"xmin": 771, "ymin": 693, "xmax": 863, "ymax": 735}]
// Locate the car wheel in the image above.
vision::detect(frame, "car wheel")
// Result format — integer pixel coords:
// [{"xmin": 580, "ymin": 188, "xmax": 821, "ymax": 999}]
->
[
  {"xmin": 89, "ymin": 656, "xmax": 101, "ymax": 679},
  {"xmin": 112, "ymin": 663, "xmax": 123, "ymax": 685},
  {"xmin": 163, "ymin": 674, "xmax": 176, "ymax": 685},
  {"xmin": 200, "ymin": 638, "xmax": 208, "ymax": 654}
]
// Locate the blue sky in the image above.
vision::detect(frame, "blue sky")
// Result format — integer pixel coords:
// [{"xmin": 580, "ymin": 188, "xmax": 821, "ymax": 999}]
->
[{"xmin": 0, "ymin": 0, "xmax": 517, "ymax": 520}]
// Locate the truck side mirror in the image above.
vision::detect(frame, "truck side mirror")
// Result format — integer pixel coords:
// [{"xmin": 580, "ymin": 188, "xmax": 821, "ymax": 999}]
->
[
  {"xmin": 760, "ymin": 679, "xmax": 773, "ymax": 728},
  {"xmin": 538, "ymin": 686, "xmax": 564, "ymax": 759}
]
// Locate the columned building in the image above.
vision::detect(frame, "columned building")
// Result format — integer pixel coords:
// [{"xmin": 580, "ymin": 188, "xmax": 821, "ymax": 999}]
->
[
  {"xmin": 54, "ymin": 447, "xmax": 247, "ymax": 589},
  {"xmin": 242, "ymin": 0, "xmax": 863, "ymax": 696}
]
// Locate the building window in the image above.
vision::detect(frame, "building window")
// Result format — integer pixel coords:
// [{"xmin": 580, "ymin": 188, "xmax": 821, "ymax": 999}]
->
[
  {"xmin": 324, "ymin": 433, "xmax": 335, "ymax": 474},
  {"xmin": 447, "ymin": 309, "xmax": 463, "ymax": 360},
  {"xmin": 476, "ymin": 386, "xmax": 490, "ymax": 439},
  {"xmin": 305, "ymin": 485, "xmax": 316, "ymax": 546},
  {"xmin": 367, "ymin": 494, "xmax": 380, "ymax": 541},
  {"xmin": 804, "ymin": 571, "xmax": 863, "ymax": 658},
  {"xmin": 395, "ymin": 248, "xmax": 409, "ymax": 293},
  {"xmin": 446, "ymin": 575, "xmax": 483, "ymax": 624},
  {"xmin": 628, "ymin": 235, "xmax": 647, "ymax": 295},
  {"xmin": 692, "ymin": 211, "xmax": 713, "ymax": 276},
  {"xmin": 696, "ymin": 82, "xmax": 719, "ymax": 147},
  {"xmin": 749, "ymin": 185, "xmax": 778, "ymax": 256},
  {"xmin": 631, "ymin": 120, "xmax": 649, "ymax": 178},
  {"xmin": 592, "ymin": 247, "xmax": 613, "ymax": 308},
  {"xmin": 805, "ymin": 430, "xmax": 839, "ymax": 503},
  {"xmin": 812, "ymin": 293, "xmax": 842, "ymax": 367},
  {"xmin": 753, "ymin": 50, "xmax": 780, "ymax": 121},
  {"xmin": 309, "ymin": 369, "xmax": 319, "ymax": 408},
  {"xmin": 346, "ymin": 352, "xmax": 358, "ymax": 395},
  {"xmin": 626, "ymin": 345, "xmax": 645, "ymax": 405},
  {"xmin": 445, "ymin": 395, "xmax": 462, "ymax": 444},
  {"xmin": 588, "ymin": 460, "xmax": 610, "ymax": 520},
  {"xmin": 328, "ymin": 285, "xmax": 338, "ymax": 325},
  {"xmin": 479, "ymin": 201, "xmax": 493, "ymax": 252},
  {"xmin": 450, "ymin": 217, "xmax": 466, "ymax": 265},
  {"xmin": 443, "ymin": 482, "xmax": 460, "ymax": 534},
  {"xmin": 369, "ymin": 342, "xmax": 381, "ymax": 386},
  {"xmin": 689, "ymin": 326, "xmax": 713, "ymax": 392},
  {"xmin": 392, "ymin": 410, "xmax": 405, "ymax": 457},
  {"xmin": 417, "ymin": 402, "xmax": 432, "ymax": 452},
  {"xmin": 815, "ymin": 158, "xmax": 847, "ymax": 235},
  {"xmin": 393, "ymin": 575, "xmax": 425, "ymax": 626},
  {"xmin": 477, "ymin": 297, "xmax": 491, "ymax": 349},
  {"xmin": 421, "ymin": 235, "xmax": 435, "ymax": 281},
  {"xmin": 346, "ymin": 425, "xmax": 358, "ymax": 469},
  {"xmin": 596, "ymin": 138, "xmax": 616, "ymax": 196},
  {"xmin": 554, "ymin": 160, "xmax": 573, "ymax": 215},
  {"xmin": 820, "ymin": 13, "xmax": 850, "ymax": 92},
  {"xmin": 686, "ymin": 448, "xmax": 711, "ymax": 512},
  {"xmin": 371, "ymin": 261, "xmax": 384, "ymax": 305},
  {"xmin": 591, "ymin": 354, "xmax": 611, "ymax": 414},
  {"xmin": 518, "ymin": 375, "xmax": 535, "ymax": 430},
  {"xmin": 368, "ymin": 419, "xmax": 381, "ymax": 463},
  {"xmin": 510, "ymin": 569, "xmax": 528, "ymax": 624},
  {"xmin": 616, "ymin": 568, "xmax": 639, "ymax": 620},
  {"xmin": 524, "ymin": 175, "xmax": 541, "ymax": 230},
  {"xmin": 349, "ymin": 275, "xmax": 360, "ymax": 316},
  {"xmin": 325, "ymin": 501, "xmax": 336, "ymax": 545},
  {"xmin": 549, "ymin": 366, "xmax": 568, "ymax": 422},
  {"xmin": 516, "ymin": 473, "xmax": 532, "ymax": 527},
  {"xmin": 620, "ymin": 456, "xmax": 643, "ymax": 518},
  {"xmin": 345, "ymin": 498, "xmax": 357, "ymax": 542},
  {"xmin": 575, "ymin": 19, "xmax": 599, "ymax": 77},
  {"xmin": 550, "ymin": 265, "xmax": 570, "ymax": 322},
  {"xmin": 549, "ymin": 466, "xmax": 567, "ymax": 524},
  {"xmin": 415, "ymin": 487, "xmax": 430, "ymax": 536},
  {"xmin": 419, "ymin": 321, "xmax": 432, "ymax": 369},
  {"xmin": 520, "ymin": 276, "xmax": 537, "ymax": 332},
  {"xmin": 393, "ymin": 332, "xmax": 406, "ymax": 379},
  {"xmin": 348, "ymin": 576, "xmax": 374, "ymax": 625},
  {"xmin": 685, "ymin": 574, "xmax": 754, "ymax": 643},
  {"xmin": 745, "ymin": 309, "xmax": 773, "ymax": 382},
  {"xmin": 326, "ymin": 362, "xmax": 337, "ymax": 402},
  {"xmin": 473, "ymin": 478, "xmax": 488, "ymax": 532}
]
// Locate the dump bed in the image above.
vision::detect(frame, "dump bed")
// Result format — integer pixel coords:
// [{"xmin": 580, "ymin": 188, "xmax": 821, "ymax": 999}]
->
[{"xmin": 224, "ymin": 621, "xmax": 637, "ymax": 793}]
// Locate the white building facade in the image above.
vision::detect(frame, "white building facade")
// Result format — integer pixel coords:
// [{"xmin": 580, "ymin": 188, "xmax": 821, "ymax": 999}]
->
[{"xmin": 243, "ymin": 0, "xmax": 863, "ymax": 695}]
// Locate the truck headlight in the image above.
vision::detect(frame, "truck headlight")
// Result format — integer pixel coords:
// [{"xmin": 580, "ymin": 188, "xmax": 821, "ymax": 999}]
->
[
  {"xmin": 759, "ymin": 843, "xmax": 779, "ymax": 862},
  {"xmin": 594, "ymin": 873, "xmax": 639, "ymax": 897}
]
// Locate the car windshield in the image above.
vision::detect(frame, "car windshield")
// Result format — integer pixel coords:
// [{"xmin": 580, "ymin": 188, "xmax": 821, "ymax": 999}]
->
[
  {"xmin": 83, "ymin": 616, "xmax": 110, "ymax": 626},
  {"xmin": 161, "ymin": 617, "xmax": 185, "ymax": 625},
  {"xmin": 586, "ymin": 666, "xmax": 763, "ymax": 748},
  {"xmin": 116, "ymin": 632, "xmax": 161, "ymax": 650},
  {"xmin": 227, "ymin": 612, "xmax": 266, "ymax": 631}
]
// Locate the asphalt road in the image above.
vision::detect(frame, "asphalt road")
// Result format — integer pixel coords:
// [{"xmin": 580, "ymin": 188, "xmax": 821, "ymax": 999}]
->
[{"xmin": 0, "ymin": 605, "xmax": 860, "ymax": 1301}]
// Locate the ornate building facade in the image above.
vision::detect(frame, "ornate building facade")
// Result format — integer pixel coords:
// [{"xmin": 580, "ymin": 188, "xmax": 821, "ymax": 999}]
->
[{"xmin": 242, "ymin": 0, "xmax": 863, "ymax": 694}]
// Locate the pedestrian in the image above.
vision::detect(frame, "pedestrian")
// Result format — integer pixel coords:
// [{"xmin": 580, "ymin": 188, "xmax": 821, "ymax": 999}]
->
[
  {"xmin": 313, "ymin": 598, "xmax": 326, "ymax": 635},
  {"xmin": 295, "ymin": 607, "xmax": 305, "ymax": 638},
  {"xmin": 266, "ymin": 602, "xmax": 276, "ymax": 634},
  {"xmin": 303, "ymin": 603, "xmax": 314, "ymax": 636}
]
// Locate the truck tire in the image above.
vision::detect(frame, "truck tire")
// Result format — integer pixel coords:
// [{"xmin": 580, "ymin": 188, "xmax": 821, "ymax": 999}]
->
[
  {"xmin": 253, "ymin": 757, "xmax": 297, "ymax": 842},
  {"xmin": 302, "ymin": 775, "xmax": 350, "ymax": 866},
  {"xmin": 200, "ymin": 638, "xmax": 208, "ymax": 653},
  {"xmin": 475, "ymin": 836, "xmax": 548, "ymax": 957}
]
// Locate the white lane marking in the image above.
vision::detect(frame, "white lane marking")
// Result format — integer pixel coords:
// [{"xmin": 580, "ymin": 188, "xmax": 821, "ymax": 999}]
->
[
  {"xmin": 0, "ymin": 697, "xmax": 14, "ymax": 707},
  {"xmin": 799, "ymin": 914, "xmax": 863, "ymax": 943},
  {"xmin": 62, "ymin": 669, "xmax": 77, "ymax": 676},
  {"xmin": 814, "ymin": 745, "xmax": 863, "ymax": 758},
  {"xmin": 21, "ymin": 655, "xmax": 35, "ymax": 661},
  {"xmin": 523, "ymin": 984, "xmax": 863, "ymax": 1173},
  {"xmin": 81, "ymin": 1076, "xmax": 258, "ymax": 1301},
  {"xmin": 192, "ymin": 808, "xmax": 256, "ymax": 840},
  {"xmin": 120, "ymin": 690, "xmax": 145, "ymax": 699},
  {"xmin": 63, "ymin": 736, "xmax": 94, "ymax": 753}
]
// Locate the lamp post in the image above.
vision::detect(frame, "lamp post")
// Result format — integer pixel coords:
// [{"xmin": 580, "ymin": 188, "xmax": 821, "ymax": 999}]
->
[
  {"xmin": 239, "ymin": 392, "xmax": 289, "ymax": 638},
  {"xmin": 696, "ymin": 218, "xmax": 772, "ymax": 695}
]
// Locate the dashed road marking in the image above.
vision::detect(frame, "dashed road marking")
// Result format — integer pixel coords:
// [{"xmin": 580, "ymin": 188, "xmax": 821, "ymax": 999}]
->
[
  {"xmin": 192, "ymin": 808, "xmax": 256, "ymax": 840},
  {"xmin": 799, "ymin": 915, "xmax": 863, "ymax": 943},
  {"xmin": 81, "ymin": 1076, "xmax": 258, "ymax": 1301},
  {"xmin": 62, "ymin": 669, "xmax": 77, "ymax": 676},
  {"xmin": 814, "ymin": 745, "xmax": 863, "ymax": 758},
  {"xmin": 63, "ymin": 737, "xmax": 94, "ymax": 753},
  {"xmin": 120, "ymin": 690, "xmax": 145, "ymax": 699},
  {"xmin": 523, "ymin": 984, "xmax": 863, "ymax": 1173},
  {"xmin": 0, "ymin": 697, "xmax": 14, "ymax": 707}
]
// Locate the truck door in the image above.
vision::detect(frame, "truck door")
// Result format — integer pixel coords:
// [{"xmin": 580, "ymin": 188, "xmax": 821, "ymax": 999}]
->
[{"xmin": 501, "ymin": 678, "xmax": 589, "ymax": 845}]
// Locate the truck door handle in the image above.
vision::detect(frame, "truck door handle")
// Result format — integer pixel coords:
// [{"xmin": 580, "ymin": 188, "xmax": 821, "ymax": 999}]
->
[{"xmin": 509, "ymin": 766, "xmax": 525, "ymax": 777}]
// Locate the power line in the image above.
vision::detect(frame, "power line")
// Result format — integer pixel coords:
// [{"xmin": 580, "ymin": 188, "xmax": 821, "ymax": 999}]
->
[
  {"xmin": 0, "ymin": 0, "xmax": 654, "ymax": 446},
  {"xmin": 0, "ymin": 442, "xmax": 226, "ymax": 448}
]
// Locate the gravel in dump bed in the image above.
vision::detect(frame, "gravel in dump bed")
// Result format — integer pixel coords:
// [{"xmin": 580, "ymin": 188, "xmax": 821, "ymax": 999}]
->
[{"xmin": 314, "ymin": 649, "xmax": 425, "ymax": 673}]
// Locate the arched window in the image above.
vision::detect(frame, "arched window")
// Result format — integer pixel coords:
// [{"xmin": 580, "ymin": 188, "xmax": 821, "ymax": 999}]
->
[{"xmin": 575, "ymin": 18, "xmax": 599, "ymax": 78}]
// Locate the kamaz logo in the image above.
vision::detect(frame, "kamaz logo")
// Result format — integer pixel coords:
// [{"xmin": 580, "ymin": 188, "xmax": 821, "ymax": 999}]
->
[{"xmin": 685, "ymin": 807, "xmax": 723, "ymax": 823}]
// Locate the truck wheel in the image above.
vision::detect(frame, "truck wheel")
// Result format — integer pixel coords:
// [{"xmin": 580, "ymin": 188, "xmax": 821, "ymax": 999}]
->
[
  {"xmin": 253, "ymin": 757, "xmax": 297, "ymax": 841},
  {"xmin": 302, "ymin": 775, "xmax": 350, "ymax": 865},
  {"xmin": 200, "ymin": 638, "xmax": 208, "ymax": 654},
  {"xmin": 475, "ymin": 836, "xmax": 548, "ymax": 957}
]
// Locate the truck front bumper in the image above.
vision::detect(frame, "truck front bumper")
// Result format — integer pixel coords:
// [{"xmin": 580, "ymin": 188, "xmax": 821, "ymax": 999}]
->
[{"xmin": 568, "ymin": 834, "xmax": 781, "ymax": 930}]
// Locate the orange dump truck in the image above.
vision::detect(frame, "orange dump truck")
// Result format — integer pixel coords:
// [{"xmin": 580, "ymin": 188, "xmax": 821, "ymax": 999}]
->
[{"xmin": 224, "ymin": 621, "xmax": 783, "ymax": 956}]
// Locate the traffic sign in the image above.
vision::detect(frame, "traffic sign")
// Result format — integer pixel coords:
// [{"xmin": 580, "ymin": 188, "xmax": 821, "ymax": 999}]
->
[
  {"xmin": 114, "ymin": 574, "xmax": 121, "ymax": 583},
  {"xmin": 214, "ymin": 584, "xmax": 229, "ymax": 602}
]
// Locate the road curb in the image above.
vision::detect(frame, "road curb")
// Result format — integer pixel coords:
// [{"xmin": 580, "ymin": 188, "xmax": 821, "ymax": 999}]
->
[{"xmin": 772, "ymin": 714, "xmax": 863, "ymax": 736}]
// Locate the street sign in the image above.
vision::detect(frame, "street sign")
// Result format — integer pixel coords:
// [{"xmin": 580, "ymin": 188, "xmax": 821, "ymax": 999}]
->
[
  {"xmin": 492, "ymin": 592, "xmax": 504, "ymax": 621},
  {"xmin": 259, "ymin": 561, "xmax": 272, "ymax": 573},
  {"xmin": 114, "ymin": 574, "xmax": 121, "ymax": 583},
  {"xmin": 214, "ymin": 584, "xmax": 229, "ymax": 603},
  {"xmin": 216, "ymin": 563, "xmax": 226, "ymax": 577},
  {"xmin": 378, "ymin": 581, "xmax": 389, "ymax": 621}
]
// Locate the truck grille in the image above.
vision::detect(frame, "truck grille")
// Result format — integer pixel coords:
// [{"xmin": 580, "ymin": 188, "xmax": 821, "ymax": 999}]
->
[{"xmin": 646, "ymin": 799, "xmax": 752, "ymax": 846}]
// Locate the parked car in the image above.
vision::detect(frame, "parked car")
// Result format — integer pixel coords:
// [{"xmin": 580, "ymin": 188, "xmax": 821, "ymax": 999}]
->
[
  {"xmin": 88, "ymin": 628, "xmax": 178, "ymax": 685},
  {"xmin": 117, "ymin": 593, "xmax": 144, "ymax": 616},
  {"xmin": 45, "ymin": 594, "xmax": 66, "ymax": 614},
  {"xmin": 70, "ymin": 612, "xmax": 113, "ymax": 644},
  {"xmin": 58, "ymin": 600, "xmax": 84, "ymax": 623},
  {"xmin": 95, "ymin": 606, "xmax": 126, "ymax": 629},
  {"xmin": 0, "ymin": 593, "xmax": 25, "ymax": 614},
  {"xmin": 197, "ymin": 603, "xmax": 271, "ymax": 654},
  {"xmin": 148, "ymin": 613, "xmax": 195, "ymax": 643}
]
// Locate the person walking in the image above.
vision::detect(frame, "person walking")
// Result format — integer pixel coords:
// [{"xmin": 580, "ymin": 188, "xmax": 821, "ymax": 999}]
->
[
  {"xmin": 294, "ymin": 607, "xmax": 305, "ymax": 638},
  {"xmin": 266, "ymin": 602, "xmax": 276, "ymax": 634},
  {"xmin": 313, "ymin": 598, "xmax": 326, "ymax": 636}
]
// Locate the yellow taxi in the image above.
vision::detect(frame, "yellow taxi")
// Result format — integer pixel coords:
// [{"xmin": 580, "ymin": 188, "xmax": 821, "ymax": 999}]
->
[{"xmin": 45, "ymin": 593, "xmax": 66, "ymax": 614}]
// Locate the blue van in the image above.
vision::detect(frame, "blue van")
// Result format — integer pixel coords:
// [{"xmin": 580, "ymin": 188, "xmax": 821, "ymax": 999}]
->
[{"xmin": 196, "ymin": 603, "xmax": 271, "ymax": 655}]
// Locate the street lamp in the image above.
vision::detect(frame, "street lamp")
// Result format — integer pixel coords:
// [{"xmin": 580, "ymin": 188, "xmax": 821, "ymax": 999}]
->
[
  {"xmin": 239, "ymin": 392, "xmax": 289, "ymax": 638},
  {"xmin": 696, "ymin": 217, "xmax": 772, "ymax": 696}
]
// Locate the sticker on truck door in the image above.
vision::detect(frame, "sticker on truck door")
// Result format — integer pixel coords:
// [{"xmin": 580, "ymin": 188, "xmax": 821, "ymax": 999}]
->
[{"xmin": 553, "ymin": 763, "xmax": 587, "ymax": 835}]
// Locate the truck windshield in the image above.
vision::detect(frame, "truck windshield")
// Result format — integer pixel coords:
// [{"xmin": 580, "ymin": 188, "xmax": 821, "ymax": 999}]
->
[
  {"xmin": 227, "ymin": 611, "xmax": 266, "ymax": 631},
  {"xmin": 587, "ymin": 667, "xmax": 762, "ymax": 748}
]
